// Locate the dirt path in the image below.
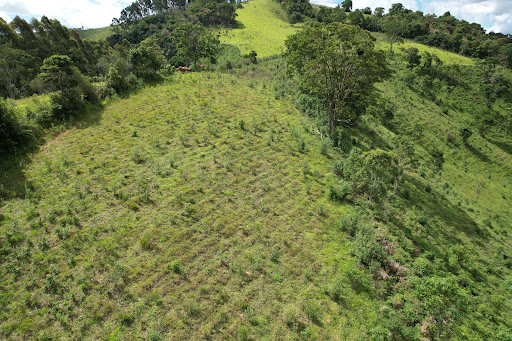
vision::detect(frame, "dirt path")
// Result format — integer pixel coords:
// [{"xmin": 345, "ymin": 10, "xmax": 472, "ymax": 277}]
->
[{"xmin": 40, "ymin": 129, "xmax": 72, "ymax": 151}]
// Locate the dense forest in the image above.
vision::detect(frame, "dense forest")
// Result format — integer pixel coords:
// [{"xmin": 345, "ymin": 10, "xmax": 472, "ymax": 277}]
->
[{"xmin": 1, "ymin": 0, "xmax": 511, "ymax": 339}]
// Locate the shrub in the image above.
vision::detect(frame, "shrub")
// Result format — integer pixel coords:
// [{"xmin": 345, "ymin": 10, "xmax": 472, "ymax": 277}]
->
[
  {"xmin": 328, "ymin": 275, "xmax": 346, "ymax": 302},
  {"xmin": 332, "ymin": 127, "xmax": 352, "ymax": 153},
  {"xmin": 0, "ymin": 99, "xmax": 31, "ymax": 154},
  {"xmin": 303, "ymin": 301, "xmax": 320, "ymax": 322},
  {"xmin": 352, "ymin": 225, "xmax": 386, "ymax": 266},
  {"xmin": 320, "ymin": 140, "xmax": 329, "ymax": 155},
  {"xmin": 51, "ymin": 88, "xmax": 83, "ymax": 119},
  {"xmin": 170, "ymin": 259, "xmax": 183, "ymax": 274},
  {"xmin": 237, "ymin": 325, "xmax": 249, "ymax": 341},
  {"xmin": 328, "ymin": 180, "xmax": 351, "ymax": 202},
  {"xmin": 119, "ymin": 312, "xmax": 135, "ymax": 326},
  {"xmin": 332, "ymin": 159, "xmax": 344, "ymax": 175},
  {"xmin": 338, "ymin": 213, "xmax": 360, "ymax": 236},
  {"xmin": 344, "ymin": 264, "xmax": 371, "ymax": 292}
]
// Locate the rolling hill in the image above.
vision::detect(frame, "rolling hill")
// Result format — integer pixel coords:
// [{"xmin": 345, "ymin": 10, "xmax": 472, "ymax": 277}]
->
[{"xmin": 1, "ymin": 0, "xmax": 511, "ymax": 339}]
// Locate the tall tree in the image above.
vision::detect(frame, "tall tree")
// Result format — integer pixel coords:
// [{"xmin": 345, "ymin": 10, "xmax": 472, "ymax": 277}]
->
[
  {"xmin": 340, "ymin": 0, "xmax": 352, "ymax": 12},
  {"xmin": 383, "ymin": 19, "xmax": 406, "ymax": 53},
  {"xmin": 172, "ymin": 22, "xmax": 220, "ymax": 66},
  {"xmin": 286, "ymin": 23, "xmax": 390, "ymax": 134},
  {"xmin": 0, "ymin": 47, "xmax": 36, "ymax": 99}
]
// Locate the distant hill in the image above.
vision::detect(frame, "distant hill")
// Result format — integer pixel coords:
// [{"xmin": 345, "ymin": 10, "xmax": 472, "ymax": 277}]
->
[{"xmin": 77, "ymin": 26, "xmax": 113, "ymax": 40}]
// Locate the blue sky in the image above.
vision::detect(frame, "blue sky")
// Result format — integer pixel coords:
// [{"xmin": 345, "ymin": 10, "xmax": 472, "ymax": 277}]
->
[
  {"xmin": 311, "ymin": 0, "xmax": 512, "ymax": 34},
  {"xmin": 0, "ymin": 0, "xmax": 511, "ymax": 34}
]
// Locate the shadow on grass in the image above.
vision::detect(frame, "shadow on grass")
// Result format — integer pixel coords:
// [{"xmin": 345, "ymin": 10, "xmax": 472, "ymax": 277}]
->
[
  {"xmin": 466, "ymin": 144, "xmax": 490, "ymax": 163},
  {"xmin": 0, "ymin": 104, "xmax": 105, "ymax": 200},
  {"xmin": 407, "ymin": 175, "xmax": 484, "ymax": 242},
  {"xmin": 488, "ymin": 138, "xmax": 512, "ymax": 156}
]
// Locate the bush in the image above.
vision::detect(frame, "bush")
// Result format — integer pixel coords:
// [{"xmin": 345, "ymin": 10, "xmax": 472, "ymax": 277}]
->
[
  {"xmin": 338, "ymin": 213, "xmax": 360, "ymax": 236},
  {"xmin": 0, "ymin": 99, "xmax": 30, "ymax": 154},
  {"xmin": 237, "ymin": 325, "xmax": 249, "ymax": 341},
  {"xmin": 328, "ymin": 275, "xmax": 346, "ymax": 302},
  {"xmin": 50, "ymin": 88, "xmax": 83, "ymax": 119},
  {"xmin": 332, "ymin": 159, "xmax": 344, "ymax": 175},
  {"xmin": 352, "ymin": 225, "xmax": 386, "ymax": 266},
  {"xmin": 328, "ymin": 180, "xmax": 351, "ymax": 202},
  {"xmin": 332, "ymin": 127, "xmax": 352, "ymax": 153}
]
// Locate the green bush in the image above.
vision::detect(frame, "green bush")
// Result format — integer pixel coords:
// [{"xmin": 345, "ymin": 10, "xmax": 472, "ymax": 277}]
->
[
  {"xmin": 352, "ymin": 225, "xmax": 386, "ymax": 266},
  {"xmin": 328, "ymin": 180, "xmax": 351, "ymax": 202},
  {"xmin": 338, "ymin": 213, "xmax": 360, "ymax": 236},
  {"xmin": 237, "ymin": 325, "xmax": 249, "ymax": 341},
  {"xmin": 328, "ymin": 275, "xmax": 346, "ymax": 302},
  {"xmin": 0, "ymin": 99, "xmax": 32, "ymax": 154}
]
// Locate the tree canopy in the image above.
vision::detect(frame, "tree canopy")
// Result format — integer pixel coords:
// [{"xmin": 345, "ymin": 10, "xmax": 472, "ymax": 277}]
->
[{"xmin": 285, "ymin": 23, "xmax": 390, "ymax": 133}]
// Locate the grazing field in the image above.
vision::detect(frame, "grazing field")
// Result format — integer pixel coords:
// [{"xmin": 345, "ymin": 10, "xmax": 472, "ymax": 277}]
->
[
  {"xmin": 1, "ymin": 0, "xmax": 511, "ymax": 339},
  {"xmin": 219, "ymin": 0, "xmax": 303, "ymax": 57},
  {"xmin": 373, "ymin": 32, "xmax": 475, "ymax": 65},
  {"xmin": 77, "ymin": 26, "xmax": 113, "ymax": 40},
  {"xmin": 1, "ymin": 64, "xmax": 375, "ymax": 339}
]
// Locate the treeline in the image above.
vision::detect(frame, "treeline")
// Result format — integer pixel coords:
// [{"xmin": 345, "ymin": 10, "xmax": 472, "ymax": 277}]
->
[
  {"xmin": 0, "ymin": 16, "xmax": 107, "ymax": 100},
  {"xmin": 107, "ymin": 0, "xmax": 238, "ymax": 62},
  {"xmin": 0, "ymin": 0, "xmax": 237, "ymax": 156},
  {"xmin": 276, "ymin": 1, "xmax": 512, "ymax": 68}
]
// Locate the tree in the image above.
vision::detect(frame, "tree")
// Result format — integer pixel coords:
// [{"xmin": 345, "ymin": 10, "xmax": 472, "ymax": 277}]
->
[
  {"xmin": 39, "ymin": 55, "xmax": 96, "ymax": 119},
  {"xmin": 389, "ymin": 3, "xmax": 407, "ymax": 15},
  {"xmin": 405, "ymin": 47, "xmax": 421, "ymax": 68},
  {"xmin": 39, "ymin": 55, "xmax": 77, "ymax": 91},
  {"xmin": 374, "ymin": 7, "xmax": 384, "ymax": 18},
  {"xmin": 340, "ymin": 0, "xmax": 352, "ymax": 12},
  {"xmin": 286, "ymin": 23, "xmax": 390, "ymax": 134},
  {"xmin": 383, "ymin": 20, "xmax": 406, "ymax": 53},
  {"xmin": 362, "ymin": 7, "xmax": 372, "ymax": 15},
  {"xmin": 0, "ymin": 47, "xmax": 36, "ymax": 99},
  {"xmin": 348, "ymin": 9, "xmax": 364, "ymax": 27},
  {"xmin": 128, "ymin": 37, "xmax": 165, "ymax": 80},
  {"xmin": 172, "ymin": 23, "xmax": 220, "ymax": 66}
]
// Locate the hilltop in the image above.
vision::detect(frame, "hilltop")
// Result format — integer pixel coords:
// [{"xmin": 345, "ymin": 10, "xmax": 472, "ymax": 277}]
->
[{"xmin": 1, "ymin": 0, "xmax": 511, "ymax": 340}]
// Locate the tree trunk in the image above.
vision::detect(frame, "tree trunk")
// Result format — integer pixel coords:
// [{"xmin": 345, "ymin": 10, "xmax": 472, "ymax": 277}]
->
[
  {"xmin": 328, "ymin": 101, "xmax": 335, "ymax": 135},
  {"xmin": 393, "ymin": 178, "xmax": 398, "ymax": 196}
]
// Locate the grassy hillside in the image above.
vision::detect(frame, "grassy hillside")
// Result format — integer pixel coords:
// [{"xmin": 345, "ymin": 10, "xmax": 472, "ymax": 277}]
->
[
  {"xmin": 373, "ymin": 32, "xmax": 475, "ymax": 65},
  {"xmin": 1, "ymin": 0, "xmax": 512, "ymax": 339},
  {"xmin": 0, "ymin": 63, "xmax": 365, "ymax": 340},
  {"xmin": 219, "ymin": 0, "xmax": 303, "ymax": 57},
  {"xmin": 77, "ymin": 26, "xmax": 113, "ymax": 40}
]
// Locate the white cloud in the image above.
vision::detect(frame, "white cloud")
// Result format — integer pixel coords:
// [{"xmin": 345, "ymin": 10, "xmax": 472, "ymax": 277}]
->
[
  {"xmin": 423, "ymin": 0, "xmax": 512, "ymax": 34},
  {"xmin": 312, "ymin": 0, "xmax": 339, "ymax": 7},
  {"xmin": 0, "ymin": 0, "xmax": 133, "ymax": 28}
]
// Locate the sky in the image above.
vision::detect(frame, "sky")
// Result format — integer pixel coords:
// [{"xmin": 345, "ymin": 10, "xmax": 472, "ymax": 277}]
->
[
  {"xmin": 0, "ymin": 0, "xmax": 133, "ymax": 29},
  {"xmin": 0, "ymin": 0, "xmax": 511, "ymax": 34}
]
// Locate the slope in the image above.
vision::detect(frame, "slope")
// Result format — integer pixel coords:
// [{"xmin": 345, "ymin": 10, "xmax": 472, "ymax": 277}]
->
[
  {"xmin": 1, "ymin": 63, "xmax": 375, "ymax": 339},
  {"xmin": 1, "ymin": 1, "xmax": 512, "ymax": 340},
  {"xmin": 219, "ymin": 0, "xmax": 303, "ymax": 57},
  {"xmin": 77, "ymin": 26, "xmax": 114, "ymax": 40}
]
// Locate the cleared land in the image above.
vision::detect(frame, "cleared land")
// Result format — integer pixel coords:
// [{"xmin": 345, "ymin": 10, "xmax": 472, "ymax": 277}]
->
[{"xmin": 219, "ymin": 0, "xmax": 303, "ymax": 57}]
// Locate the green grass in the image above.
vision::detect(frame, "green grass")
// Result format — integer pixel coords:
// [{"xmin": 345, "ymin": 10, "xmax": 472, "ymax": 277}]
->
[
  {"xmin": 77, "ymin": 26, "xmax": 113, "ymax": 40},
  {"xmin": 219, "ymin": 0, "xmax": 303, "ymax": 57},
  {"xmin": 373, "ymin": 32, "xmax": 475, "ymax": 65},
  {"xmin": 1, "ymin": 4, "xmax": 511, "ymax": 339},
  {"xmin": 0, "ymin": 64, "xmax": 375, "ymax": 339}
]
